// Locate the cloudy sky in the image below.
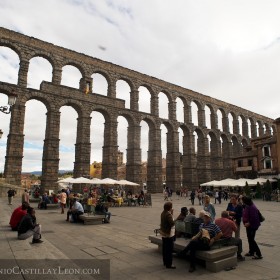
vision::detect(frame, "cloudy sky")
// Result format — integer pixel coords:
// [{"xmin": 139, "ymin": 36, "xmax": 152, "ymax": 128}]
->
[{"xmin": 1, "ymin": 0, "xmax": 280, "ymax": 173}]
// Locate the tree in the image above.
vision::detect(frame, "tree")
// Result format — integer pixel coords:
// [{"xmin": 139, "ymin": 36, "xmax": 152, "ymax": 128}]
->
[
  {"xmin": 264, "ymin": 180, "xmax": 272, "ymax": 194},
  {"xmin": 256, "ymin": 182, "xmax": 262, "ymax": 199},
  {"xmin": 244, "ymin": 181, "xmax": 251, "ymax": 197}
]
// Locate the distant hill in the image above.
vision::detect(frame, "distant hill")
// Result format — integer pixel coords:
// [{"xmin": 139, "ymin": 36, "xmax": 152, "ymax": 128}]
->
[{"xmin": 22, "ymin": 170, "xmax": 72, "ymax": 175}]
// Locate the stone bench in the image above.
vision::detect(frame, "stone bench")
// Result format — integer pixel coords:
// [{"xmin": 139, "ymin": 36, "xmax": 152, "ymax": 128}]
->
[
  {"xmin": 149, "ymin": 235, "xmax": 237, "ymax": 272},
  {"xmin": 79, "ymin": 215, "xmax": 105, "ymax": 225}
]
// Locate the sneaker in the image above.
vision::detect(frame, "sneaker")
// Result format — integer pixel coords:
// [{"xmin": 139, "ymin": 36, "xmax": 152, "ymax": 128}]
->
[
  {"xmin": 252, "ymin": 256, "xmax": 263, "ymax": 260},
  {"xmin": 32, "ymin": 239, "xmax": 43, "ymax": 244}
]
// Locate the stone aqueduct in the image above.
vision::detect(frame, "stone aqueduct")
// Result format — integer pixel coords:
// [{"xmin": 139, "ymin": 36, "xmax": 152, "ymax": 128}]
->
[{"xmin": 0, "ymin": 27, "xmax": 274, "ymax": 193}]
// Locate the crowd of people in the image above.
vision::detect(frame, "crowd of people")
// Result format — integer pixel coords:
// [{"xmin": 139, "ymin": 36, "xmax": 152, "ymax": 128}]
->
[{"xmin": 160, "ymin": 194, "xmax": 263, "ymax": 272}]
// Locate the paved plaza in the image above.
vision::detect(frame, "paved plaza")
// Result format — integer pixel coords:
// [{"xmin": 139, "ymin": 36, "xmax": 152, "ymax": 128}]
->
[{"xmin": 0, "ymin": 194, "xmax": 280, "ymax": 280}]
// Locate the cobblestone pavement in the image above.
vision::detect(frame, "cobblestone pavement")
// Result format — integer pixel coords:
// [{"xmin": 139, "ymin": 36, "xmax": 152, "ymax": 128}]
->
[{"xmin": 0, "ymin": 194, "xmax": 279, "ymax": 280}]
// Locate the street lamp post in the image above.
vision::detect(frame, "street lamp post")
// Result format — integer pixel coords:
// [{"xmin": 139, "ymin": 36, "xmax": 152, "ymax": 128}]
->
[{"xmin": 0, "ymin": 92, "xmax": 17, "ymax": 114}]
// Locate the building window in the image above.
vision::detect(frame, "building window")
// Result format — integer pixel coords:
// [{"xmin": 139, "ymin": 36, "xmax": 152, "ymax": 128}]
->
[
  {"xmin": 238, "ymin": 160, "xmax": 243, "ymax": 167},
  {"xmin": 263, "ymin": 145, "xmax": 271, "ymax": 157},
  {"xmin": 264, "ymin": 159, "xmax": 272, "ymax": 169},
  {"xmin": 248, "ymin": 159, "xmax": 253, "ymax": 166}
]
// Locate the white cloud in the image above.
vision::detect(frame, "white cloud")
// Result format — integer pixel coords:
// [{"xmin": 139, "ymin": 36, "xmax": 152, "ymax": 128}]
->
[{"xmin": 1, "ymin": 0, "xmax": 280, "ymax": 172}]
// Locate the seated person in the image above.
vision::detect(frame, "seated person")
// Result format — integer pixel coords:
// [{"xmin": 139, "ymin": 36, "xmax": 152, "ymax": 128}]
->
[
  {"xmin": 215, "ymin": 211, "xmax": 245, "ymax": 261},
  {"xmin": 180, "ymin": 211, "xmax": 223, "ymax": 273},
  {"xmin": 38, "ymin": 193, "xmax": 50, "ymax": 209},
  {"xmin": 175, "ymin": 207, "xmax": 188, "ymax": 237},
  {"xmin": 191, "ymin": 210, "xmax": 206, "ymax": 235},
  {"xmin": 95, "ymin": 203, "xmax": 111, "ymax": 223},
  {"xmin": 184, "ymin": 207, "xmax": 196, "ymax": 223},
  {"xmin": 176, "ymin": 207, "xmax": 188, "ymax": 221},
  {"xmin": 17, "ymin": 207, "xmax": 43, "ymax": 244},
  {"xmin": 10, "ymin": 202, "xmax": 29, "ymax": 231},
  {"xmin": 66, "ymin": 198, "xmax": 84, "ymax": 223}
]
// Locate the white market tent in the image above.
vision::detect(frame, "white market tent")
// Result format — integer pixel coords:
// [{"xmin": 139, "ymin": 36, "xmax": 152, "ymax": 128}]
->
[
  {"xmin": 200, "ymin": 180, "xmax": 220, "ymax": 187},
  {"xmin": 98, "ymin": 178, "xmax": 119, "ymax": 185},
  {"xmin": 57, "ymin": 177, "xmax": 76, "ymax": 183},
  {"xmin": 117, "ymin": 179, "xmax": 140, "ymax": 186},
  {"xmin": 201, "ymin": 178, "xmax": 277, "ymax": 188}
]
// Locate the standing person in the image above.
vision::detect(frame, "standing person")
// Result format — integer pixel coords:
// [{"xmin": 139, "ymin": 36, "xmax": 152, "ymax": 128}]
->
[
  {"xmin": 59, "ymin": 189, "xmax": 67, "ymax": 214},
  {"xmin": 7, "ymin": 188, "xmax": 16, "ymax": 205},
  {"xmin": 203, "ymin": 195, "xmax": 216, "ymax": 221},
  {"xmin": 214, "ymin": 191, "xmax": 219, "ymax": 204},
  {"xmin": 197, "ymin": 191, "xmax": 202, "ymax": 206},
  {"xmin": 22, "ymin": 189, "xmax": 30, "ymax": 204},
  {"xmin": 17, "ymin": 207, "xmax": 43, "ymax": 244},
  {"xmin": 218, "ymin": 191, "xmax": 222, "ymax": 204},
  {"xmin": 160, "ymin": 202, "xmax": 176, "ymax": 269},
  {"xmin": 226, "ymin": 195, "xmax": 243, "ymax": 238},
  {"xmin": 242, "ymin": 196, "xmax": 262, "ymax": 259},
  {"xmin": 190, "ymin": 191, "xmax": 195, "ymax": 205}
]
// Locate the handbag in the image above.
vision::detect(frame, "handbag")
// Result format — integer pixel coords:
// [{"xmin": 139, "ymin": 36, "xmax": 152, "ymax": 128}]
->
[{"xmin": 258, "ymin": 210, "xmax": 265, "ymax": 222}]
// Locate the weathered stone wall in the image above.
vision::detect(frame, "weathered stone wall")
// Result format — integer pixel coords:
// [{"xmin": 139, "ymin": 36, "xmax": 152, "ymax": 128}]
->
[{"xmin": 0, "ymin": 27, "xmax": 274, "ymax": 193}]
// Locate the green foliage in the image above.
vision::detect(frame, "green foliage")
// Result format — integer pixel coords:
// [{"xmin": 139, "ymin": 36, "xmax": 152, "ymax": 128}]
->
[
  {"xmin": 277, "ymin": 179, "xmax": 280, "ymax": 190},
  {"xmin": 256, "ymin": 182, "xmax": 262, "ymax": 199},
  {"xmin": 264, "ymin": 180, "xmax": 272, "ymax": 194},
  {"xmin": 244, "ymin": 181, "xmax": 251, "ymax": 196}
]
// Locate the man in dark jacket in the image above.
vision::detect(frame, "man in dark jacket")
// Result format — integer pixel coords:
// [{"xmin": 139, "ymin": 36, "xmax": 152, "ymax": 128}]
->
[{"xmin": 17, "ymin": 207, "xmax": 43, "ymax": 244}]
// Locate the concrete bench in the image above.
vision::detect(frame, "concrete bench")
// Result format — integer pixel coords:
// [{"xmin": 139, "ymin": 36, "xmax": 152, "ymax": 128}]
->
[
  {"xmin": 149, "ymin": 235, "xmax": 237, "ymax": 272},
  {"xmin": 79, "ymin": 215, "xmax": 105, "ymax": 225}
]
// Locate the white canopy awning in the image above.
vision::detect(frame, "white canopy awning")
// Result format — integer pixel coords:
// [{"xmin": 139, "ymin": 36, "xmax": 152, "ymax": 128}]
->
[
  {"xmin": 57, "ymin": 177, "xmax": 76, "ymax": 183},
  {"xmin": 117, "ymin": 179, "xmax": 140, "ymax": 186},
  {"xmin": 99, "ymin": 178, "xmax": 119, "ymax": 185}
]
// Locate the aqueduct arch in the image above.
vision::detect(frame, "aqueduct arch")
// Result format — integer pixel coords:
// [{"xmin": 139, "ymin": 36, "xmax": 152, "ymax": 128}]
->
[{"xmin": 0, "ymin": 27, "xmax": 274, "ymax": 192}]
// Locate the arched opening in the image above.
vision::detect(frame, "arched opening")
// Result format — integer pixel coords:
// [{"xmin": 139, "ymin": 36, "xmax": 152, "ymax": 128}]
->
[
  {"xmin": 228, "ymin": 113, "xmax": 234, "ymax": 134},
  {"xmin": 207, "ymin": 135, "xmax": 211, "ymax": 153},
  {"xmin": 59, "ymin": 106, "xmax": 78, "ymax": 172},
  {"xmin": 116, "ymin": 80, "xmax": 130, "ymax": 109},
  {"xmin": 138, "ymin": 86, "xmax": 151, "ymax": 113},
  {"xmin": 117, "ymin": 116, "xmax": 128, "ymax": 179},
  {"xmin": 176, "ymin": 97, "xmax": 184, "ymax": 123},
  {"xmin": 247, "ymin": 119, "xmax": 252, "ymax": 138},
  {"xmin": 61, "ymin": 65, "xmax": 82, "ymax": 89},
  {"xmin": 158, "ymin": 92, "xmax": 169, "ymax": 119},
  {"xmin": 217, "ymin": 109, "xmax": 223, "ymax": 131},
  {"xmin": 22, "ymin": 100, "xmax": 47, "ymax": 172},
  {"xmin": 90, "ymin": 111, "xmax": 105, "ymax": 178},
  {"xmin": 205, "ymin": 105, "xmax": 211, "ymax": 129},
  {"xmin": 161, "ymin": 123, "xmax": 168, "ymax": 184},
  {"xmin": 238, "ymin": 116, "xmax": 243, "ymax": 136},
  {"xmin": 191, "ymin": 101, "xmax": 199, "ymax": 126},
  {"xmin": 92, "ymin": 73, "xmax": 108, "ymax": 96},
  {"xmin": 0, "ymin": 46, "xmax": 20, "ymax": 84},
  {"xmin": 140, "ymin": 120, "xmax": 149, "ymax": 185},
  {"xmin": 27, "ymin": 57, "xmax": 52, "ymax": 89},
  {"xmin": 256, "ymin": 122, "xmax": 260, "ymax": 137}
]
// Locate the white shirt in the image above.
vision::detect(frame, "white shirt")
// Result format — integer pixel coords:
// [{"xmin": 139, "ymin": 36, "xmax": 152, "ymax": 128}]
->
[{"xmin": 73, "ymin": 201, "xmax": 84, "ymax": 213}]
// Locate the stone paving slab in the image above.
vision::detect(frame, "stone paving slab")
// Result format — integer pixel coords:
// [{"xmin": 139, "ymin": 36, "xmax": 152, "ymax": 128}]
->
[{"xmin": 0, "ymin": 195, "xmax": 280, "ymax": 279}]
